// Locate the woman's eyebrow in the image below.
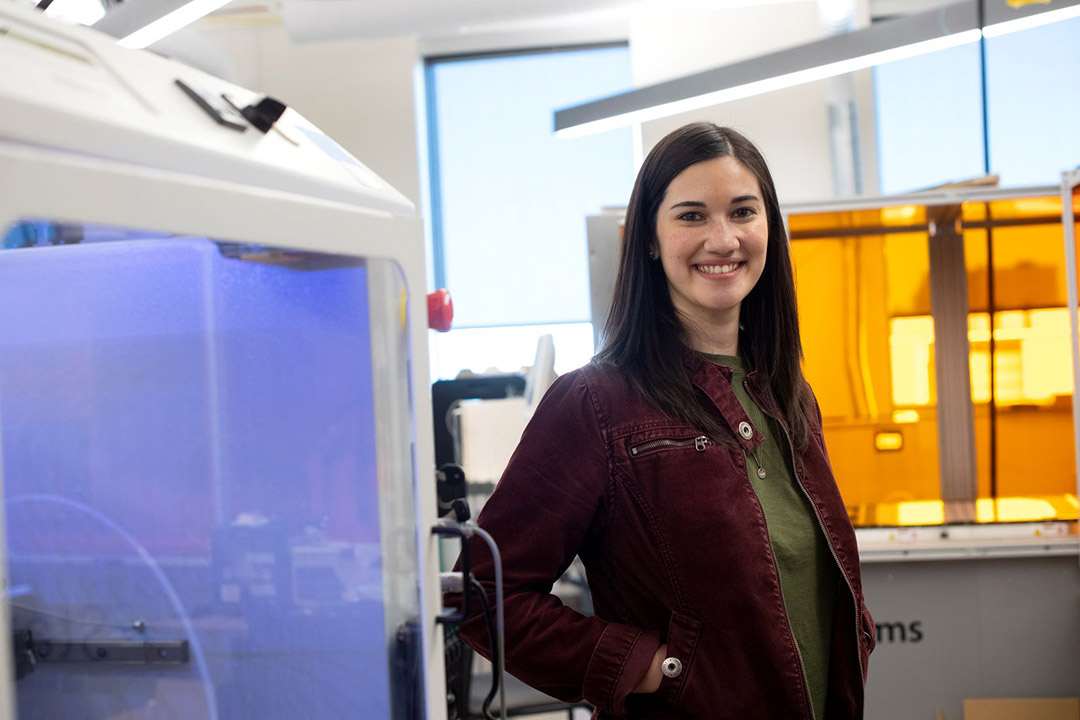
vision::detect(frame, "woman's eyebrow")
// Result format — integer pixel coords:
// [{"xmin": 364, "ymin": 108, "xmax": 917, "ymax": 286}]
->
[
  {"xmin": 668, "ymin": 200, "xmax": 707, "ymax": 210},
  {"xmin": 731, "ymin": 194, "xmax": 761, "ymax": 204}
]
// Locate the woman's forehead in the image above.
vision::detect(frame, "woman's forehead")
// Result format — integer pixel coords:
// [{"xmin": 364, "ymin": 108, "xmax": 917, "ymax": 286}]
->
[{"xmin": 662, "ymin": 157, "xmax": 761, "ymax": 203}]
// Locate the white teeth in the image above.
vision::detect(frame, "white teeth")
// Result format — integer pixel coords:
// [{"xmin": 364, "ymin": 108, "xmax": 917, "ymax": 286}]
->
[{"xmin": 697, "ymin": 263, "xmax": 740, "ymax": 275}]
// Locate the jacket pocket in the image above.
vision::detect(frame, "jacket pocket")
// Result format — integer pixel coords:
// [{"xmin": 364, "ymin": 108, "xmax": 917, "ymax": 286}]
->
[
  {"xmin": 628, "ymin": 435, "xmax": 710, "ymax": 458},
  {"xmin": 653, "ymin": 611, "xmax": 703, "ymax": 710}
]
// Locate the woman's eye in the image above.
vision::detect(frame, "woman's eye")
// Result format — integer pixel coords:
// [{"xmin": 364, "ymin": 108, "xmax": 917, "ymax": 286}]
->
[
  {"xmin": 678, "ymin": 211, "xmax": 703, "ymax": 222},
  {"xmin": 732, "ymin": 207, "xmax": 757, "ymax": 219}
]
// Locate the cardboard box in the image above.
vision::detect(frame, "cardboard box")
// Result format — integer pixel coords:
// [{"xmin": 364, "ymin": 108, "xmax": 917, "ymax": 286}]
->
[{"xmin": 965, "ymin": 698, "xmax": 1080, "ymax": 720}]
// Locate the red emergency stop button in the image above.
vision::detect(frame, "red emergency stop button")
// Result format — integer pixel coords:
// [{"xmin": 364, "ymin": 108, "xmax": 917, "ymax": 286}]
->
[{"xmin": 427, "ymin": 289, "xmax": 453, "ymax": 332}]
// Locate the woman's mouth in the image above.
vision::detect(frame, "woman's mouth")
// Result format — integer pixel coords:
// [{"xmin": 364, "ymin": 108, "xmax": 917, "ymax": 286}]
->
[{"xmin": 694, "ymin": 262, "xmax": 743, "ymax": 276}]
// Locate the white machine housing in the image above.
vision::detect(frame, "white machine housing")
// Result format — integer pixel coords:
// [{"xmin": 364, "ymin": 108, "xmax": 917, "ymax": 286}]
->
[{"xmin": 0, "ymin": 3, "xmax": 445, "ymax": 718}]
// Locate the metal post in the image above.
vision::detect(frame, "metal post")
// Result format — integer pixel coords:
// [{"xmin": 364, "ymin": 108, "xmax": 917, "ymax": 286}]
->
[
  {"xmin": 928, "ymin": 203, "xmax": 979, "ymax": 523},
  {"xmin": 1061, "ymin": 170, "xmax": 1080, "ymax": 563}
]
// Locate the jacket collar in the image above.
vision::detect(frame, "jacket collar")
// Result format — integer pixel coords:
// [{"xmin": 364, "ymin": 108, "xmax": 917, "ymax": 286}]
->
[{"xmin": 682, "ymin": 348, "xmax": 765, "ymax": 453}]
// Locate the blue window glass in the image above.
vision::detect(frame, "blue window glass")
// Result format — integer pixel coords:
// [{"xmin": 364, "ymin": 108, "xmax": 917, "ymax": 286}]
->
[
  {"xmin": 427, "ymin": 46, "xmax": 634, "ymax": 330},
  {"xmin": 873, "ymin": 42, "xmax": 986, "ymax": 195},
  {"xmin": 985, "ymin": 15, "xmax": 1080, "ymax": 187}
]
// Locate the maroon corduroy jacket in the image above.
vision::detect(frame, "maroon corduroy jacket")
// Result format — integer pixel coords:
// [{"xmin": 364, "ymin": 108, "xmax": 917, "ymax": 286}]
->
[{"xmin": 456, "ymin": 353, "xmax": 874, "ymax": 719}]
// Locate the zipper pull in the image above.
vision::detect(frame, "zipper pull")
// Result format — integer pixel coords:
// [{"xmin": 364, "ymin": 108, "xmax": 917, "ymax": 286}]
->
[{"xmin": 695, "ymin": 436, "xmax": 708, "ymax": 452}]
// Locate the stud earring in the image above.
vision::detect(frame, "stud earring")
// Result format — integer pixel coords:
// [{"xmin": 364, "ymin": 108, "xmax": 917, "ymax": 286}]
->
[{"xmin": 649, "ymin": 250, "xmax": 658, "ymax": 260}]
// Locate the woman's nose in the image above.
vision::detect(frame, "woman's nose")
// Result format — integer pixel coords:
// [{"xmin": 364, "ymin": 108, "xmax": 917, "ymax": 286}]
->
[{"xmin": 702, "ymin": 220, "xmax": 739, "ymax": 253}]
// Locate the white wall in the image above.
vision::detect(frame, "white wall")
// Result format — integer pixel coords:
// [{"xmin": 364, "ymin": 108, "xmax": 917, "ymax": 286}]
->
[
  {"xmin": 628, "ymin": 0, "xmax": 825, "ymax": 86},
  {"xmin": 639, "ymin": 83, "xmax": 838, "ymax": 204}
]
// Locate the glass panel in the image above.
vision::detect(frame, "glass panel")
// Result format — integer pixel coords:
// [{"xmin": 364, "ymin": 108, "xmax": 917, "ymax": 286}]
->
[
  {"xmin": 430, "ymin": 45, "xmax": 635, "ymax": 328},
  {"xmin": 962, "ymin": 197, "xmax": 1078, "ymax": 523},
  {"xmin": 985, "ymin": 15, "xmax": 1080, "ymax": 186},
  {"xmin": 789, "ymin": 206, "xmax": 941, "ymax": 527},
  {"xmin": 872, "ymin": 42, "xmax": 985, "ymax": 194},
  {"xmin": 0, "ymin": 222, "xmax": 421, "ymax": 718},
  {"xmin": 790, "ymin": 194, "xmax": 1080, "ymax": 527}
]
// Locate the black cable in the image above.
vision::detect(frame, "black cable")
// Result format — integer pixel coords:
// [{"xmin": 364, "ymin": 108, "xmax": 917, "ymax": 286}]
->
[
  {"xmin": 35, "ymin": 0, "xmax": 55, "ymax": 10},
  {"xmin": 469, "ymin": 576, "xmax": 499, "ymax": 720}
]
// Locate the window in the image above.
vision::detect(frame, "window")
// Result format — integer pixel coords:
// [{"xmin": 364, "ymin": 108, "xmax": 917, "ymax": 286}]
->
[
  {"xmin": 873, "ymin": 14, "xmax": 1080, "ymax": 193},
  {"xmin": 873, "ymin": 43, "xmax": 985, "ymax": 194},
  {"xmin": 425, "ymin": 45, "xmax": 634, "ymax": 381},
  {"xmin": 985, "ymin": 15, "xmax": 1080, "ymax": 186}
]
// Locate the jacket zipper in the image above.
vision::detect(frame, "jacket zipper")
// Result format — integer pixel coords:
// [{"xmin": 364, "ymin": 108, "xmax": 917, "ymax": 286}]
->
[
  {"xmin": 738, "ymin": 446, "xmax": 817, "ymax": 720},
  {"xmin": 629, "ymin": 435, "xmax": 709, "ymax": 456},
  {"xmin": 743, "ymin": 378, "xmax": 864, "ymax": 720}
]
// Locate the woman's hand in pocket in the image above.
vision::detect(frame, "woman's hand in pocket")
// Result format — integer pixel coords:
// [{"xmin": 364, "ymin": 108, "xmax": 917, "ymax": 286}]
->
[{"xmin": 632, "ymin": 644, "xmax": 668, "ymax": 694}]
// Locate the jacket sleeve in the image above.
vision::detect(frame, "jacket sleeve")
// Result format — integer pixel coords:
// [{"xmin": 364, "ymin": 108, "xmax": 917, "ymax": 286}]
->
[{"xmin": 453, "ymin": 370, "xmax": 660, "ymax": 716}]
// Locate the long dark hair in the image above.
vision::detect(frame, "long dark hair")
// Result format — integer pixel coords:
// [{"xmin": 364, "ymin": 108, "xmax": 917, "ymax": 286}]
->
[{"xmin": 594, "ymin": 122, "xmax": 813, "ymax": 450}]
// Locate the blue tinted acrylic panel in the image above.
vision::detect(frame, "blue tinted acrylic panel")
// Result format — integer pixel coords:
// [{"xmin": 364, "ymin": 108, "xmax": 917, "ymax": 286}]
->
[{"xmin": 0, "ymin": 235, "xmax": 391, "ymax": 718}]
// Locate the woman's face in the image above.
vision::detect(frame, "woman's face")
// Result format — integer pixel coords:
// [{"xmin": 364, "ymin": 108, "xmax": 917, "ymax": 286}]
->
[{"xmin": 653, "ymin": 155, "xmax": 768, "ymax": 334}]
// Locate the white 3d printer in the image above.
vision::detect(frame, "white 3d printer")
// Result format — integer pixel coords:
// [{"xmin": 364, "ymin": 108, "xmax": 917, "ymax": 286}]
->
[{"xmin": 0, "ymin": 3, "xmax": 448, "ymax": 717}]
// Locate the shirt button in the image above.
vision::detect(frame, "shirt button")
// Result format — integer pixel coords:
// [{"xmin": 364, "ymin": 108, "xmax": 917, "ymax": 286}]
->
[
  {"xmin": 661, "ymin": 657, "xmax": 683, "ymax": 678},
  {"xmin": 738, "ymin": 421, "xmax": 753, "ymax": 439}
]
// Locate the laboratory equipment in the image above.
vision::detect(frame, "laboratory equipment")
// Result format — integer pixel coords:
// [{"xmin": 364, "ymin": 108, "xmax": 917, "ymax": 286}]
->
[
  {"xmin": 785, "ymin": 184, "xmax": 1079, "ymax": 528},
  {"xmin": 0, "ymin": 3, "xmax": 446, "ymax": 718}
]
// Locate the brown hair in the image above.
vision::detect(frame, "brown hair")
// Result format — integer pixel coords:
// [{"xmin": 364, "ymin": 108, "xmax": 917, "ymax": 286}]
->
[{"xmin": 593, "ymin": 122, "xmax": 813, "ymax": 449}]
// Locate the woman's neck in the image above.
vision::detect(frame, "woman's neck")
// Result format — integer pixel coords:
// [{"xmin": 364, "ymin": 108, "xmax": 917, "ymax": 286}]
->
[{"xmin": 682, "ymin": 313, "xmax": 740, "ymax": 356}]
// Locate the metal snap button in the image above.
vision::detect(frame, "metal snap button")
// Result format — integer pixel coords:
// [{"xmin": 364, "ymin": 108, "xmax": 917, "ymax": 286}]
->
[
  {"xmin": 738, "ymin": 421, "xmax": 753, "ymax": 440},
  {"xmin": 661, "ymin": 657, "xmax": 683, "ymax": 678}
]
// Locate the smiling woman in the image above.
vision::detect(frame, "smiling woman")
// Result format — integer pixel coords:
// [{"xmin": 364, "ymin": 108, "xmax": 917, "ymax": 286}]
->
[{"xmin": 455, "ymin": 122, "xmax": 874, "ymax": 719}]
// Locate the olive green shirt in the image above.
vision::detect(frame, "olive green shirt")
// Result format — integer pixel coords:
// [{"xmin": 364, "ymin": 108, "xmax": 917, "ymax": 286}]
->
[{"xmin": 707, "ymin": 354, "xmax": 839, "ymax": 720}]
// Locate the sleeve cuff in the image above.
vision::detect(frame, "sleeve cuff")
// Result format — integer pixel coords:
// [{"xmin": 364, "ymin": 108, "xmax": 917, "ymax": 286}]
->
[{"xmin": 582, "ymin": 623, "xmax": 661, "ymax": 716}]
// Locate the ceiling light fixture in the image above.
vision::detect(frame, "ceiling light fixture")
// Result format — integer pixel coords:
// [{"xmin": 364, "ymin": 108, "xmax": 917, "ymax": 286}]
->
[
  {"xmin": 555, "ymin": 0, "xmax": 1080, "ymax": 138},
  {"xmin": 93, "ymin": 0, "xmax": 234, "ymax": 49},
  {"xmin": 556, "ymin": 29, "xmax": 981, "ymax": 139}
]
